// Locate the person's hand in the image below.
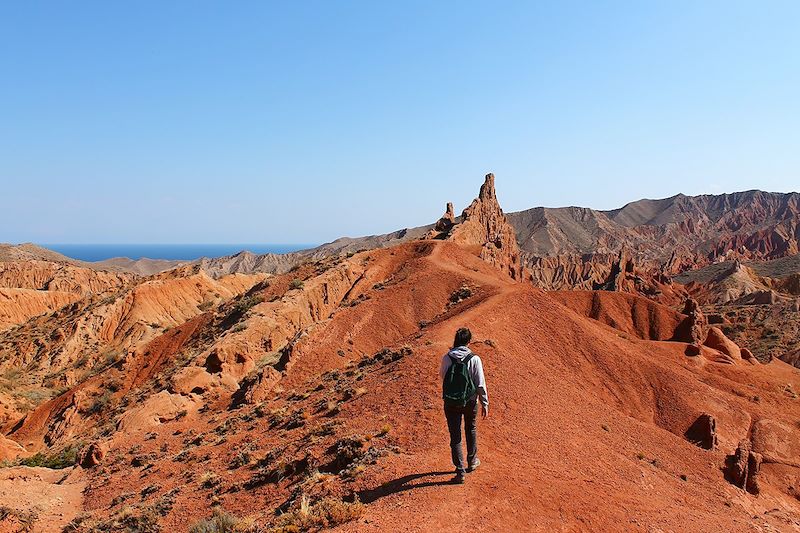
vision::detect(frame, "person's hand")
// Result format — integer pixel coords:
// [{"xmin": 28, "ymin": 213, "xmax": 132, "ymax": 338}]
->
[{"xmin": 481, "ymin": 404, "xmax": 488, "ymax": 419}]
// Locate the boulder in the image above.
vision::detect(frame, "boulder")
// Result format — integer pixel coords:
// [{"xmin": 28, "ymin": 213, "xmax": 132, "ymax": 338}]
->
[
  {"xmin": 684, "ymin": 413, "xmax": 717, "ymax": 450},
  {"xmin": 230, "ymin": 366, "xmax": 282, "ymax": 407},
  {"xmin": 703, "ymin": 327, "xmax": 741, "ymax": 361},
  {"xmin": 117, "ymin": 391, "xmax": 198, "ymax": 433},
  {"xmin": 79, "ymin": 441, "xmax": 107, "ymax": 468}
]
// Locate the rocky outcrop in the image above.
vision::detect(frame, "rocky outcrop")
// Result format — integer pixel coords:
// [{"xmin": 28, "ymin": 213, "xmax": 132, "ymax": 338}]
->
[
  {"xmin": 0, "ymin": 260, "xmax": 133, "ymax": 296},
  {"xmin": 433, "ymin": 203, "xmax": 456, "ymax": 234},
  {"xmin": 726, "ymin": 440, "xmax": 761, "ymax": 495},
  {"xmin": 79, "ymin": 441, "xmax": 107, "ymax": 468},
  {"xmin": 751, "ymin": 419, "xmax": 800, "ymax": 467},
  {"xmin": 522, "ymin": 252, "xmax": 615, "ymax": 290},
  {"xmin": 593, "ymin": 249, "xmax": 635, "ymax": 292},
  {"xmin": 0, "ymin": 270, "xmax": 266, "ymax": 380},
  {"xmin": 0, "ymin": 288, "xmax": 82, "ymax": 330},
  {"xmin": 684, "ymin": 413, "xmax": 718, "ymax": 450},
  {"xmin": 230, "ymin": 366, "xmax": 282, "ymax": 406},
  {"xmin": 671, "ymin": 298, "xmax": 707, "ymax": 346},
  {"xmin": 116, "ymin": 390, "xmax": 199, "ymax": 433},
  {"xmin": 435, "ymin": 174, "xmax": 522, "ymax": 280},
  {"xmin": 703, "ymin": 327, "xmax": 742, "ymax": 362},
  {"xmin": 0, "ymin": 434, "xmax": 26, "ymax": 462}
]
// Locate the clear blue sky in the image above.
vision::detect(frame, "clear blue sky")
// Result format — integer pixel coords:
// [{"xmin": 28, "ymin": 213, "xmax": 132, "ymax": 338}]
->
[{"xmin": 2, "ymin": 1, "xmax": 798, "ymax": 244}]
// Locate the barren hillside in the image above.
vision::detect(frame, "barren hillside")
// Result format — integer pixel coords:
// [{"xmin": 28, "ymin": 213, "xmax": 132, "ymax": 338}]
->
[{"xmin": 0, "ymin": 177, "xmax": 799, "ymax": 532}]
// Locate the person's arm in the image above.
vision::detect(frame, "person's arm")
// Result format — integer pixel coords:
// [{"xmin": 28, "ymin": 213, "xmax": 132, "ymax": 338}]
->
[
  {"xmin": 439, "ymin": 354, "xmax": 449, "ymax": 380},
  {"xmin": 472, "ymin": 357, "xmax": 489, "ymax": 416}
]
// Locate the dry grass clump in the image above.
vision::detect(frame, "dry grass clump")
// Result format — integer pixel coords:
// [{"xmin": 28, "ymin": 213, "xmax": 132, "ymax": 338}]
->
[
  {"xmin": 190, "ymin": 509, "xmax": 257, "ymax": 533},
  {"xmin": 199, "ymin": 471, "xmax": 222, "ymax": 488},
  {"xmin": 0, "ymin": 506, "xmax": 37, "ymax": 532},
  {"xmin": 272, "ymin": 496, "xmax": 364, "ymax": 532}
]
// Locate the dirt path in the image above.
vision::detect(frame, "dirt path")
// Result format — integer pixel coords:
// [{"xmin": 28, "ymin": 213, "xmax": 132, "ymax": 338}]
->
[
  {"xmin": 0, "ymin": 466, "xmax": 84, "ymax": 532},
  {"xmin": 335, "ymin": 272, "xmax": 800, "ymax": 532}
]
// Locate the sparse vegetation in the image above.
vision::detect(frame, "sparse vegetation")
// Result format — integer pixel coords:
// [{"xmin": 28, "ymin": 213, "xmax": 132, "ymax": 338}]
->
[
  {"xmin": 190, "ymin": 509, "xmax": 256, "ymax": 533},
  {"xmin": 229, "ymin": 448, "xmax": 252, "ymax": 469},
  {"xmin": 88, "ymin": 391, "xmax": 113, "ymax": 414},
  {"xmin": 231, "ymin": 294, "xmax": 265, "ymax": 316},
  {"xmin": 199, "ymin": 471, "xmax": 221, "ymax": 488},
  {"xmin": 230, "ymin": 323, "xmax": 248, "ymax": 333},
  {"xmin": 289, "ymin": 279, "xmax": 304, "ymax": 290},
  {"xmin": 16, "ymin": 443, "xmax": 81, "ymax": 469},
  {"xmin": 449, "ymin": 284, "xmax": 472, "ymax": 304},
  {"xmin": 0, "ymin": 506, "xmax": 37, "ymax": 532},
  {"xmin": 272, "ymin": 496, "xmax": 364, "ymax": 532},
  {"xmin": 91, "ymin": 504, "xmax": 161, "ymax": 533}
]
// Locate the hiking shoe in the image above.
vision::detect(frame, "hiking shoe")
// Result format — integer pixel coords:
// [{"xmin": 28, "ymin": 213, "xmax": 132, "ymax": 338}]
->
[
  {"xmin": 467, "ymin": 458, "xmax": 481, "ymax": 472},
  {"xmin": 452, "ymin": 472, "xmax": 465, "ymax": 484}
]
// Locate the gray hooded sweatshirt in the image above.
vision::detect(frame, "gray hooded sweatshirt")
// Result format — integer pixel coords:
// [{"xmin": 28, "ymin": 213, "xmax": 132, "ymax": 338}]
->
[{"xmin": 439, "ymin": 346, "xmax": 489, "ymax": 409}]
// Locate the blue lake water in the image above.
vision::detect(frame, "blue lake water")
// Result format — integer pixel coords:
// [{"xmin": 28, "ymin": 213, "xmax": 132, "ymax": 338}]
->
[{"xmin": 42, "ymin": 244, "xmax": 316, "ymax": 262}]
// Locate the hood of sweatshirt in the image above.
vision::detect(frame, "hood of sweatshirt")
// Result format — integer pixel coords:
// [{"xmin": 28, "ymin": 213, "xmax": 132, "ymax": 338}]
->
[{"xmin": 447, "ymin": 346, "xmax": 473, "ymax": 361}]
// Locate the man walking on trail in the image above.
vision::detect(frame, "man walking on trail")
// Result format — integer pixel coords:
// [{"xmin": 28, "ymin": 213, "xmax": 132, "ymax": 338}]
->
[{"xmin": 440, "ymin": 327, "xmax": 489, "ymax": 484}]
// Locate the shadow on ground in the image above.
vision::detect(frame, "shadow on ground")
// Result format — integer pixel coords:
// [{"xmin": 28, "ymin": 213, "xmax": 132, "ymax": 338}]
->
[{"xmin": 358, "ymin": 471, "xmax": 457, "ymax": 503}]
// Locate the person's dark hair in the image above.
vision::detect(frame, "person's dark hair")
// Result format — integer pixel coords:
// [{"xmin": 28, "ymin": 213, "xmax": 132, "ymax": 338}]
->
[{"xmin": 453, "ymin": 327, "xmax": 472, "ymax": 348}]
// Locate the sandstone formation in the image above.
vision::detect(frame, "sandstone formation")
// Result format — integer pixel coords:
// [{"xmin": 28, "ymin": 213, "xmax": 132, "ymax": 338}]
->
[
  {"xmin": 190, "ymin": 190, "xmax": 799, "ymax": 306},
  {"xmin": 0, "ymin": 434, "xmax": 26, "ymax": 462},
  {"xmin": 432, "ymin": 202, "xmax": 456, "ymax": 235},
  {"xmin": 79, "ymin": 441, "xmax": 107, "ymax": 468},
  {"xmin": 671, "ymin": 298, "xmax": 707, "ymax": 346},
  {"xmin": 0, "ymin": 260, "xmax": 133, "ymax": 296},
  {"xmin": 0, "ymin": 288, "xmax": 81, "ymax": 330},
  {"xmin": 727, "ymin": 440, "xmax": 761, "ymax": 495},
  {"xmin": 703, "ymin": 326, "xmax": 742, "ymax": 362},
  {"xmin": 0, "ymin": 179, "xmax": 799, "ymax": 531},
  {"xmin": 431, "ymin": 174, "xmax": 523, "ymax": 280},
  {"xmin": 684, "ymin": 413, "xmax": 718, "ymax": 450},
  {"xmin": 593, "ymin": 248, "xmax": 635, "ymax": 292}
]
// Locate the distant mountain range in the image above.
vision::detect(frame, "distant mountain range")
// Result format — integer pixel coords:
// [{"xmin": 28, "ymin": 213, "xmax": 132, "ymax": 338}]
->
[{"xmin": 5, "ymin": 189, "xmax": 798, "ymax": 284}]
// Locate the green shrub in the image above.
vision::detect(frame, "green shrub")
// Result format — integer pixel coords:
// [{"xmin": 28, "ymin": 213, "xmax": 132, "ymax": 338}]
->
[
  {"xmin": 18, "ymin": 443, "xmax": 81, "ymax": 469},
  {"xmin": 232, "ymin": 294, "xmax": 264, "ymax": 315},
  {"xmin": 88, "ymin": 391, "xmax": 113, "ymax": 414},
  {"xmin": 289, "ymin": 279, "xmax": 304, "ymax": 290}
]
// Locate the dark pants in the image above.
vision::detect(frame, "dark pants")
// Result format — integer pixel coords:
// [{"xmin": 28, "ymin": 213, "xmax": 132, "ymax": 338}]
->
[{"xmin": 444, "ymin": 397, "xmax": 478, "ymax": 474}]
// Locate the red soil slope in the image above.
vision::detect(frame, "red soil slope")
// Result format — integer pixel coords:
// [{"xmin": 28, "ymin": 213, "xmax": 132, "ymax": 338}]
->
[{"xmin": 43, "ymin": 240, "xmax": 800, "ymax": 532}]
